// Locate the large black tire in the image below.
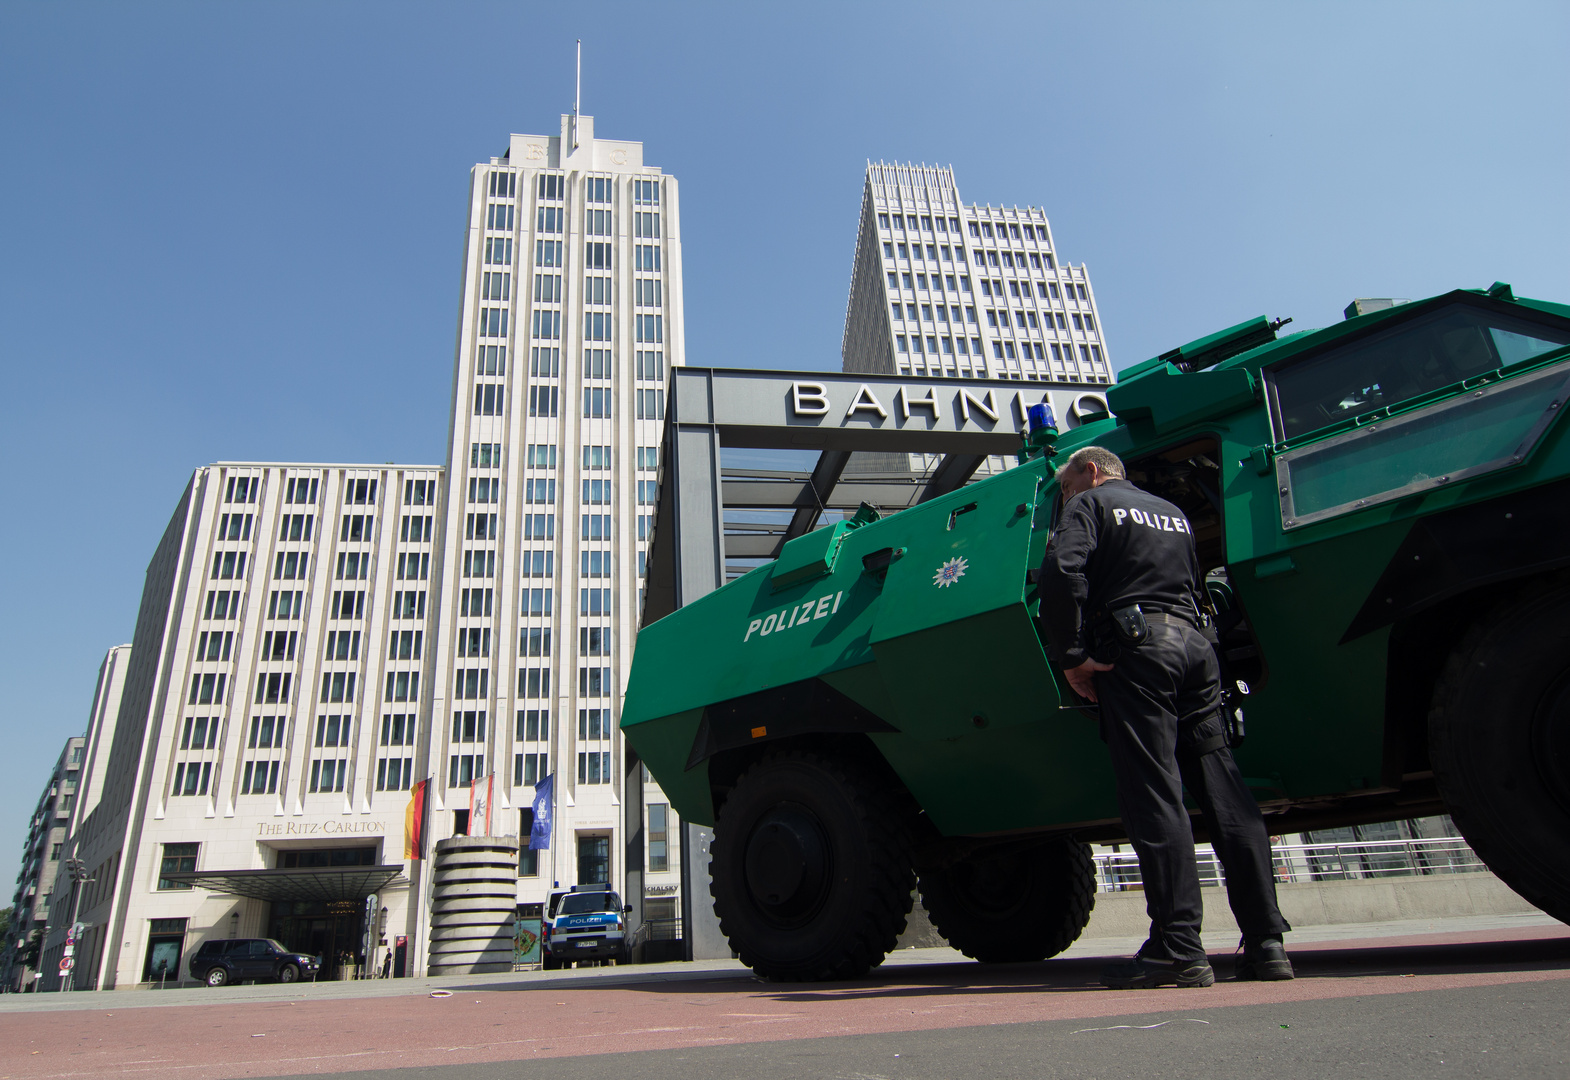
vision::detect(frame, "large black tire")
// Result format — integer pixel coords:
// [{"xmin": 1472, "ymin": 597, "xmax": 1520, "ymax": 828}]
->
[
  {"xmin": 277, "ymin": 963, "xmax": 299, "ymax": 984},
  {"xmin": 1430, "ymin": 585, "xmax": 1570, "ymax": 925},
  {"xmin": 204, "ymin": 966, "xmax": 228, "ymax": 987},
  {"xmin": 918, "ymin": 838, "xmax": 1096, "ymax": 963},
  {"xmin": 710, "ymin": 751, "xmax": 914, "ymax": 981}
]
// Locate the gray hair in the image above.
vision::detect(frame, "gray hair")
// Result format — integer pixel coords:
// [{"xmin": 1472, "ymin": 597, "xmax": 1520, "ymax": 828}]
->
[{"xmin": 1065, "ymin": 445, "xmax": 1126, "ymax": 480}]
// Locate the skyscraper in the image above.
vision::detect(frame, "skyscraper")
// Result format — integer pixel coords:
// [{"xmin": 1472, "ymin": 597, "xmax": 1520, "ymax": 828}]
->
[
  {"xmin": 843, "ymin": 162, "xmax": 1112, "ymax": 388},
  {"xmin": 427, "ymin": 112, "xmax": 685, "ymax": 923}
]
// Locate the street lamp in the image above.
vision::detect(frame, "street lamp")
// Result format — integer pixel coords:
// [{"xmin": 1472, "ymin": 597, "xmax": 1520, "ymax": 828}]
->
[{"xmin": 59, "ymin": 858, "xmax": 94, "ymax": 993}]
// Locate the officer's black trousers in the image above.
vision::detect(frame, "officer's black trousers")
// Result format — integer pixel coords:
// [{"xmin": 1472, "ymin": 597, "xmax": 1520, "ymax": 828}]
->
[{"xmin": 1095, "ymin": 620, "xmax": 1290, "ymax": 962}]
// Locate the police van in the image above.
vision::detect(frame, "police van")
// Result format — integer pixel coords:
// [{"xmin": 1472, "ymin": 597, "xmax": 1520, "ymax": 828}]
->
[{"xmin": 542, "ymin": 885, "xmax": 632, "ymax": 968}]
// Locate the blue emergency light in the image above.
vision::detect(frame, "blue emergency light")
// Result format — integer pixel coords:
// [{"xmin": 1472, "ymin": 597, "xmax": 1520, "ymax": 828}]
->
[{"xmin": 1028, "ymin": 402, "xmax": 1057, "ymax": 435}]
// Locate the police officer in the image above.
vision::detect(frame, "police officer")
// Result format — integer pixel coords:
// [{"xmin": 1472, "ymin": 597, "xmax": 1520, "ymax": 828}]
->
[{"xmin": 1037, "ymin": 445, "xmax": 1293, "ymax": 989}]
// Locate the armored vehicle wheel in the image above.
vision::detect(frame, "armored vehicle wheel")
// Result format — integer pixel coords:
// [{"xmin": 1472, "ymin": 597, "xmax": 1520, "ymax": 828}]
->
[
  {"xmin": 1430, "ymin": 585, "xmax": 1570, "ymax": 924},
  {"xmin": 711, "ymin": 750, "xmax": 914, "ymax": 981},
  {"xmin": 918, "ymin": 838, "xmax": 1096, "ymax": 963}
]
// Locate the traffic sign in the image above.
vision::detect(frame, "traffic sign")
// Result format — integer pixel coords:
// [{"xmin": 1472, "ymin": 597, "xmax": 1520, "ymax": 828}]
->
[
  {"xmin": 58, "ymin": 957, "xmax": 74, "ymax": 974},
  {"xmin": 63, "ymin": 944, "xmax": 75, "ymax": 958}
]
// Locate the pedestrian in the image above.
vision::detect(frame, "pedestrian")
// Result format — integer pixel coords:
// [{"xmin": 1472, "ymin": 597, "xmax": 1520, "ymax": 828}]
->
[{"xmin": 1036, "ymin": 445, "xmax": 1294, "ymax": 989}]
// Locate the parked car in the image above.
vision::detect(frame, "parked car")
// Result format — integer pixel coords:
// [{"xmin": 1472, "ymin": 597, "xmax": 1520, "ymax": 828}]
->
[{"xmin": 188, "ymin": 937, "xmax": 320, "ymax": 986}]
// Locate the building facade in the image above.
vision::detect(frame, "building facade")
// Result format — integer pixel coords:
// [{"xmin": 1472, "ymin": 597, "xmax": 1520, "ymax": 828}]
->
[
  {"xmin": 2, "ymin": 736, "xmax": 86, "ymax": 990},
  {"xmin": 57, "ymin": 464, "xmax": 441, "ymax": 989},
  {"xmin": 420, "ymin": 112, "xmax": 685, "ymax": 934},
  {"xmin": 843, "ymin": 162, "xmax": 1112, "ymax": 388}
]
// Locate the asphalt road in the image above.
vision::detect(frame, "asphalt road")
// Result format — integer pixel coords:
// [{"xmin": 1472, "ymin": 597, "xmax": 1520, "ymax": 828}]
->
[{"xmin": 0, "ymin": 919, "xmax": 1564, "ymax": 1080}]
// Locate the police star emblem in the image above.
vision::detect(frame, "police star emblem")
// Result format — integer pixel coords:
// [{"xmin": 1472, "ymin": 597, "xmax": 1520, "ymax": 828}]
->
[{"xmin": 933, "ymin": 556, "xmax": 968, "ymax": 588}]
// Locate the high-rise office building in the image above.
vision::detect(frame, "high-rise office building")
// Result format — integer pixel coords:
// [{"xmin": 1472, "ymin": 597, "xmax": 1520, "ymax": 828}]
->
[
  {"xmin": 843, "ymin": 162, "xmax": 1112, "ymax": 387},
  {"xmin": 426, "ymin": 112, "xmax": 686, "ymax": 925}
]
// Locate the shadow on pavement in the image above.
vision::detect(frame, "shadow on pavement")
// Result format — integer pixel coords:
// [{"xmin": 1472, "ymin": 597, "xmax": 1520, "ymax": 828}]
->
[{"xmin": 440, "ymin": 934, "xmax": 1570, "ymax": 1002}]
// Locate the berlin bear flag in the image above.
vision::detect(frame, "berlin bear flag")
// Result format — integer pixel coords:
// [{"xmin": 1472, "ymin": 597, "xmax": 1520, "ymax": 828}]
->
[{"xmin": 530, "ymin": 773, "xmax": 554, "ymax": 851}]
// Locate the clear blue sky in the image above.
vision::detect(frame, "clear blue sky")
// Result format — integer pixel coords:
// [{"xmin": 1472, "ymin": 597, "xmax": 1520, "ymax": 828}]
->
[{"xmin": 2, "ymin": 1, "xmax": 1566, "ymax": 883}]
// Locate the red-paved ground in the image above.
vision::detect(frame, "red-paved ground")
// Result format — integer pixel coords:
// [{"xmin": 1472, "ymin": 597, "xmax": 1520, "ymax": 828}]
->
[{"xmin": 2, "ymin": 925, "xmax": 1566, "ymax": 1080}]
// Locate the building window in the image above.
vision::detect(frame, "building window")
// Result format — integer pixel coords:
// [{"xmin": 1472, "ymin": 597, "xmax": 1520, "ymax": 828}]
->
[
  {"xmin": 377, "ymin": 758, "xmax": 412, "ymax": 792},
  {"xmin": 240, "ymin": 760, "xmax": 279, "ymax": 795},
  {"xmin": 310, "ymin": 759, "xmax": 346, "ymax": 793},
  {"xmin": 577, "ymin": 835, "xmax": 611, "ymax": 883},
  {"xmin": 522, "ymin": 626, "xmax": 552, "ymax": 656},
  {"xmin": 578, "ymin": 751, "xmax": 612, "ymax": 785},
  {"xmin": 518, "ymin": 809, "xmax": 539, "ymax": 876},
  {"xmin": 450, "ymin": 710, "xmax": 487, "ymax": 745},
  {"xmin": 158, "ymin": 843, "xmax": 199, "ymax": 890},
  {"xmin": 519, "ymin": 668, "xmax": 551, "ymax": 698},
  {"xmin": 449, "ymin": 754, "xmax": 482, "ymax": 787},
  {"xmin": 168, "ymin": 762, "xmax": 208, "ymax": 797},
  {"xmin": 529, "ymin": 387, "xmax": 559, "ymax": 417},
  {"xmin": 648, "ymin": 803, "xmax": 669, "ymax": 872},
  {"xmin": 179, "ymin": 716, "xmax": 219, "ymax": 751},
  {"xmin": 635, "ymin": 388, "xmax": 665, "ymax": 420},
  {"xmin": 514, "ymin": 752, "xmax": 548, "ymax": 787},
  {"xmin": 579, "ymin": 667, "xmax": 611, "ymax": 697},
  {"xmin": 635, "ymin": 314, "xmax": 663, "ymax": 343}
]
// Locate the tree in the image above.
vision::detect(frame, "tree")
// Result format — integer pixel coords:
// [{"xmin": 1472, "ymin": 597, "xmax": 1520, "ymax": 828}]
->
[
  {"xmin": 20, "ymin": 928, "xmax": 44, "ymax": 969},
  {"xmin": 0, "ymin": 907, "xmax": 11, "ymax": 941}
]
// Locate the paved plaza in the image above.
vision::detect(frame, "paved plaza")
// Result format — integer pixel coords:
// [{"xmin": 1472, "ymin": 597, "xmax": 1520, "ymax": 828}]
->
[{"xmin": 0, "ymin": 913, "xmax": 1564, "ymax": 1079}]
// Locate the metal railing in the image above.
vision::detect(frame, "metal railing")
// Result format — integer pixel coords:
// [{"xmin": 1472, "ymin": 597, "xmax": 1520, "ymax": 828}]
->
[
  {"xmin": 635, "ymin": 917, "xmax": 683, "ymax": 943},
  {"xmin": 1093, "ymin": 836, "xmax": 1487, "ymax": 892}
]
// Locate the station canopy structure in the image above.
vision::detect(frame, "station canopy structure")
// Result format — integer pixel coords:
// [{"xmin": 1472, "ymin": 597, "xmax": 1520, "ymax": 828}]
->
[{"xmin": 639, "ymin": 365, "xmax": 1111, "ymax": 626}]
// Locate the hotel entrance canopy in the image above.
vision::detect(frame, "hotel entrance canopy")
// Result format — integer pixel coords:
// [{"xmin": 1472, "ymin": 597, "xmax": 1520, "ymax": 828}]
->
[{"xmin": 162, "ymin": 866, "xmax": 407, "ymax": 903}]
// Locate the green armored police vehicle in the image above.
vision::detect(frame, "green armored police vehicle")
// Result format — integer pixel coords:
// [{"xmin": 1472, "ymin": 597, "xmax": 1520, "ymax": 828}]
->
[{"xmin": 622, "ymin": 283, "xmax": 1570, "ymax": 980}]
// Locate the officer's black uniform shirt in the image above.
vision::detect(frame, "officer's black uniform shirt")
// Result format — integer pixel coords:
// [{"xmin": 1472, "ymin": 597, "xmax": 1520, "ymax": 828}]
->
[{"xmin": 1037, "ymin": 478, "xmax": 1201, "ymax": 666}]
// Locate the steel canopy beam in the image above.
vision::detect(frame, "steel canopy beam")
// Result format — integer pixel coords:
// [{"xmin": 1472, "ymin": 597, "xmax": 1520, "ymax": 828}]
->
[
  {"xmin": 783, "ymin": 449, "xmax": 851, "ymax": 543},
  {"xmin": 919, "ymin": 453, "xmax": 988, "ymax": 503}
]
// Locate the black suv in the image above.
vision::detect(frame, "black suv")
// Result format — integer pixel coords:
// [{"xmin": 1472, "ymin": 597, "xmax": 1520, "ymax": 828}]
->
[{"xmin": 188, "ymin": 938, "xmax": 320, "ymax": 986}]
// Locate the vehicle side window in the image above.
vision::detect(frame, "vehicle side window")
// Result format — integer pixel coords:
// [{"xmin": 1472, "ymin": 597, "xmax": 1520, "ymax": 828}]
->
[{"xmin": 1269, "ymin": 302, "xmax": 1570, "ymax": 442}]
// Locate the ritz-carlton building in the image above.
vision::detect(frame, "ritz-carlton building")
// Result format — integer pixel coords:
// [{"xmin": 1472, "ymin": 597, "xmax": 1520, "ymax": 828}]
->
[
  {"xmin": 56, "ymin": 464, "xmax": 443, "ymax": 988},
  {"xmin": 45, "ymin": 114, "xmax": 686, "ymax": 989}
]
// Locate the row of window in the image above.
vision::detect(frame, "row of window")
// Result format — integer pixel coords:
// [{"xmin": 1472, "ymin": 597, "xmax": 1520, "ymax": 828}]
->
[{"xmin": 491, "ymin": 172, "xmax": 660, "ymax": 208}]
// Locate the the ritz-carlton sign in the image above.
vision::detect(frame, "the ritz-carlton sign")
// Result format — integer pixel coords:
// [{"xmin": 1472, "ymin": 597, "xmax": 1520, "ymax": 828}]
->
[
  {"xmin": 258, "ymin": 820, "xmax": 387, "ymax": 837},
  {"xmin": 786, "ymin": 381, "xmax": 1108, "ymax": 428}
]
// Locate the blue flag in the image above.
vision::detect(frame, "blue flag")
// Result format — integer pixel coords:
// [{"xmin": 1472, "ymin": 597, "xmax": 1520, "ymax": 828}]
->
[{"xmin": 529, "ymin": 773, "xmax": 554, "ymax": 851}]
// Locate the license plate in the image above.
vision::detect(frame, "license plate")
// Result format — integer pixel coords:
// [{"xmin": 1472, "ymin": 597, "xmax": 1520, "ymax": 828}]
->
[{"xmin": 574, "ymin": 941, "xmax": 595, "ymax": 947}]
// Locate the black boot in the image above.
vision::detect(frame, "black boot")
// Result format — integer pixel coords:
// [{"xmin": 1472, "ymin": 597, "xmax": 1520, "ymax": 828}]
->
[
  {"xmin": 1234, "ymin": 936, "xmax": 1294, "ymax": 981},
  {"xmin": 1101, "ymin": 955, "xmax": 1215, "ymax": 990}
]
